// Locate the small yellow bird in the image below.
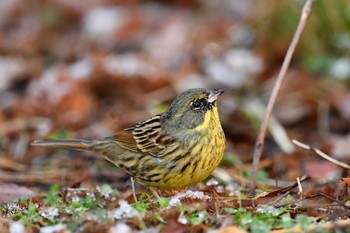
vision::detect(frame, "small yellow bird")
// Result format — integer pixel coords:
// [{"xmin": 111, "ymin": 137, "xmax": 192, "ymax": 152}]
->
[{"xmin": 32, "ymin": 88, "xmax": 225, "ymax": 190}]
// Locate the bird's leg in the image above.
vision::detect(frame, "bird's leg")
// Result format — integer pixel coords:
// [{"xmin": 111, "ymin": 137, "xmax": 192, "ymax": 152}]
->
[{"xmin": 130, "ymin": 177, "xmax": 138, "ymax": 203}]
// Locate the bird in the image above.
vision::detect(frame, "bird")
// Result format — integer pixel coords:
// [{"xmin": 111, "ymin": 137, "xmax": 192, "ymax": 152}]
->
[{"xmin": 32, "ymin": 88, "xmax": 226, "ymax": 190}]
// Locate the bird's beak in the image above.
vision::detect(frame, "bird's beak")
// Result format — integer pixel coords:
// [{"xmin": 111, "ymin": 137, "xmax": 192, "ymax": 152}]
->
[{"xmin": 208, "ymin": 89, "xmax": 224, "ymax": 103}]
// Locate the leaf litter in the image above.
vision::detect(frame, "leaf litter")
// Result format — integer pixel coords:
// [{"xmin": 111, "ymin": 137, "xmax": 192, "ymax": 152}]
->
[{"xmin": 0, "ymin": 0, "xmax": 350, "ymax": 232}]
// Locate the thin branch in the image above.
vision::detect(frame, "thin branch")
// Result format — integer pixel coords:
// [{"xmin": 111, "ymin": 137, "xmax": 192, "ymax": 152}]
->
[
  {"xmin": 292, "ymin": 139, "xmax": 350, "ymax": 170},
  {"xmin": 271, "ymin": 219, "xmax": 350, "ymax": 233},
  {"xmin": 274, "ymin": 192, "xmax": 350, "ymax": 210},
  {"xmin": 249, "ymin": 0, "xmax": 314, "ymax": 195}
]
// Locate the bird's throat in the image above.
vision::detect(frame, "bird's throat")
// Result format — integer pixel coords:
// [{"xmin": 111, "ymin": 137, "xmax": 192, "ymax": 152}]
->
[{"xmin": 195, "ymin": 108, "xmax": 220, "ymax": 131}]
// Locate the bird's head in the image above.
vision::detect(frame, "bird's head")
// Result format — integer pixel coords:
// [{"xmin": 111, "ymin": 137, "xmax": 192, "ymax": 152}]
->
[{"xmin": 162, "ymin": 88, "xmax": 224, "ymax": 130}]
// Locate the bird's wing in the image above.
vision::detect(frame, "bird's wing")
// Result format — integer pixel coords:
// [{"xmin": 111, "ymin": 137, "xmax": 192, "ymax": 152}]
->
[
  {"xmin": 112, "ymin": 114, "xmax": 174, "ymax": 155},
  {"xmin": 112, "ymin": 130, "xmax": 139, "ymax": 152}
]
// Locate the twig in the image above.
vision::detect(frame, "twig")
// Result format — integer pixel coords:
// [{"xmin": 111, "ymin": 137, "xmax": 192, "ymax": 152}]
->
[
  {"xmin": 292, "ymin": 139, "xmax": 350, "ymax": 170},
  {"xmin": 296, "ymin": 177, "xmax": 303, "ymax": 196},
  {"xmin": 271, "ymin": 219, "xmax": 350, "ymax": 233},
  {"xmin": 267, "ymin": 175, "xmax": 310, "ymax": 206},
  {"xmin": 249, "ymin": 0, "xmax": 314, "ymax": 195},
  {"xmin": 275, "ymin": 192, "xmax": 350, "ymax": 210},
  {"xmin": 243, "ymin": 98, "xmax": 295, "ymax": 154}
]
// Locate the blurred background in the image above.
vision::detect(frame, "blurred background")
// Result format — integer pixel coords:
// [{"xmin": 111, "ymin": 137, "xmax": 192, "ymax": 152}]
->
[{"xmin": 1, "ymin": 0, "xmax": 350, "ymax": 194}]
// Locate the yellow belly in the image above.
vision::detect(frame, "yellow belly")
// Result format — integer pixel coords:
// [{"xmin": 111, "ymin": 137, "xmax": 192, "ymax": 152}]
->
[
  {"xmin": 145, "ymin": 143, "xmax": 224, "ymax": 189},
  {"xmin": 140, "ymin": 115, "xmax": 225, "ymax": 190}
]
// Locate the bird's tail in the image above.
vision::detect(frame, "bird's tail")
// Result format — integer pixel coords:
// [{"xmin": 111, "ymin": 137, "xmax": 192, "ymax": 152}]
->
[
  {"xmin": 31, "ymin": 138, "xmax": 127, "ymax": 168},
  {"xmin": 31, "ymin": 139, "xmax": 99, "ymax": 151}
]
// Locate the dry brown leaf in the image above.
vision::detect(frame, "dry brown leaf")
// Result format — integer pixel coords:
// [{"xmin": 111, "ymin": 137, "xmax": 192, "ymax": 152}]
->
[{"xmin": 0, "ymin": 183, "xmax": 37, "ymax": 202}]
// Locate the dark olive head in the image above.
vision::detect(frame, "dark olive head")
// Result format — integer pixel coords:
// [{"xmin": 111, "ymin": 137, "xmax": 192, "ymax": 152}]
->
[{"xmin": 162, "ymin": 88, "xmax": 224, "ymax": 130}]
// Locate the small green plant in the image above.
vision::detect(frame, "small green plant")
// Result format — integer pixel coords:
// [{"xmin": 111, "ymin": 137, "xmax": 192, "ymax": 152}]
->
[
  {"xmin": 188, "ymin": 211, "xmax": 208, "ymax": 225},
  {"xmin": 131, "ymin": 193, "xmax": 151, "ymax": 214},
  {"xmin": 140, "ymin": 192, "xmax": 152, "ymax": 201},
  {"xmin": 99, "ymin": 184, "xmax": 120, "ymax": 197},
  {"xmin": 156, "ymin": 197, "xmax": 169, "ymax": 208},
  {"xmin": 277, "ymin": 195, "xmax": 294, "ymax": 206},
  {"xmin": 65, "ymin": 195, "xmax": 98, "ymax": 219},
  {"xmin": 67, "ymin": 201, "xmax": 89, "ymax": 218},
  {"xmin": 152, "ymin": 212, "xmax": 167, "ymax": 224},
  {"xmin": 296, "ymin": 214, "xmax": 315, "ymax": 231},
  {"xmin": 11, "ymin": 202, "xmax": 43, "ymax": 227},
  {"xmin": 93, "ymin": 208, "xmax": 108, "ymax": 223},
  {"xmin": 224, "ymin": 206, "xmax": 309, "ymax": 232},
  {"xmin": 279, "ymin": 213, "xmax": 294, "ymax": 229},
  {"xmin": 43, "ymin": 184, "xmax": 62, "ymax": 206},
  {"xmin": 79, "ymin": 195, "xmax": 98, "ymax": 209},
  {"xmin": 132, "ymin": 202, "xmax": 149, "ymax": 214}
]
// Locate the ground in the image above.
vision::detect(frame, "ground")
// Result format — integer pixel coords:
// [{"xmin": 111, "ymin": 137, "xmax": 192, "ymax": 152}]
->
[{"xmin": 0, "ymin": 0, "xmax": 350, "ymax": 232}]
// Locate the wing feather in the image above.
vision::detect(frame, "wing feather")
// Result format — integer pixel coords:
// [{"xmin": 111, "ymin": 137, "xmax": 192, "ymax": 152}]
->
[
  {"xmin": 112, "ymin": 114, "xmax": 175, "ymax": 156},
  {"xmin": 110, "ymin": 131, "xmax": 138, "ymax": 152}
]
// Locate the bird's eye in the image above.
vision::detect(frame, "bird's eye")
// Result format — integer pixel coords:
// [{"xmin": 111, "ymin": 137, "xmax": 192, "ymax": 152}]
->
[{"xmin": 192, "ymin": 100, "xmax": 201, "ymax": 109}]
